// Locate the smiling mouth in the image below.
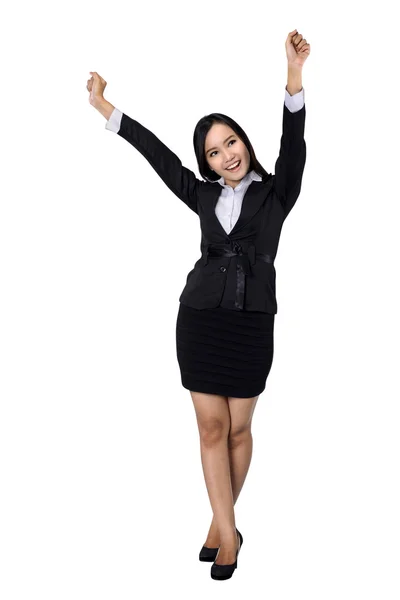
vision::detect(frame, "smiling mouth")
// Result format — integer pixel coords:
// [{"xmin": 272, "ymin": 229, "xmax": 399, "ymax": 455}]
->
[{"xmin": 226, "ymin": 160, "xmax": 241, "ymax": 171}]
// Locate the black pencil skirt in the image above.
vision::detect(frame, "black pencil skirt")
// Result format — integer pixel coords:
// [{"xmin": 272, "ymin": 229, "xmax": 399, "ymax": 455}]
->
[{"xmin": 175, "ymin": 302, "xmax": 275, "ymax": 398}]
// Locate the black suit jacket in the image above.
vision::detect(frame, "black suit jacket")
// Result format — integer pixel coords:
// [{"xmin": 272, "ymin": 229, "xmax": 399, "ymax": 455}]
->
[{"xmin": 115, "ymin": 102, "xmax": 306, "ymax": 314}]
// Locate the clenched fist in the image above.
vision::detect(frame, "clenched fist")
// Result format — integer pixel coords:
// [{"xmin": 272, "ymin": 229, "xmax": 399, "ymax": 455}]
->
[
  {"xmin": 86, "ymin": 72, "xmax": 107, "ymax": 107},
  {"xmin": 285, "ymin": 30, "xmax": 311, "ymax": 68}
]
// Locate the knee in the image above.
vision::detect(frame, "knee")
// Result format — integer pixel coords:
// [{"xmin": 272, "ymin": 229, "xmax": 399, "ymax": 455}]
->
[
  {"xmin": 198, "ymin": 417, "xmax": 229, "ymax": 447},
  {"xmin": 228, "ymin": 425, "xmax": 252, "ymax": 449}
]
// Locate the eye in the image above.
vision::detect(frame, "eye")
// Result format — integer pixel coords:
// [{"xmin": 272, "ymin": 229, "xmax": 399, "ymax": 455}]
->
[{"xmin": 210, "ymin": 139, "xmax": 236, "ymax": 158}]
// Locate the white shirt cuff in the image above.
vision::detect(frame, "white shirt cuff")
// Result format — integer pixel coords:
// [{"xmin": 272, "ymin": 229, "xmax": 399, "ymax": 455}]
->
[
  {"xmin": 284, "ymin": 87, "xmax": 305, "ymax": 113},
  {"xmin": 105, "ymin": 107, "xmax": 123, "ymax": 133}
]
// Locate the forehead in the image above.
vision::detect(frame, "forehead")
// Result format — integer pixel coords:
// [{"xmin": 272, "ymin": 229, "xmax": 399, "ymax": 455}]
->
[{"xmin": 205, "ymin": 123, "xmax": 236, "ymax": 148}]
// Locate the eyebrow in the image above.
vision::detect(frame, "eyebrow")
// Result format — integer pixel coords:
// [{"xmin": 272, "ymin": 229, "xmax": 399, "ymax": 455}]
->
[{"xmin": 206, "ymin": 134, "xmax": 236, "ymax": 155}]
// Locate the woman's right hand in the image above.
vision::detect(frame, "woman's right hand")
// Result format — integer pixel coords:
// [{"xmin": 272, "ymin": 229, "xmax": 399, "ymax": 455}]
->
[{"xmin": 87, "ymin": 72, "xmax": 107, "ymax": 107}]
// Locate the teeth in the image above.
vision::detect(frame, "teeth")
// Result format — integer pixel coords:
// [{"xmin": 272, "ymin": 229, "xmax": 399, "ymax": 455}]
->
[{"xmin": 227, "ymin": 160, "xmax": 240, "ymax": 170}]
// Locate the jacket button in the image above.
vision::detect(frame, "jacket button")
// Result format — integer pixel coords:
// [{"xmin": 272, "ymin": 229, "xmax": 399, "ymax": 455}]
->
[{"xmin": 219, "ymin": 266, "xmax": 226, "ymax": 272}]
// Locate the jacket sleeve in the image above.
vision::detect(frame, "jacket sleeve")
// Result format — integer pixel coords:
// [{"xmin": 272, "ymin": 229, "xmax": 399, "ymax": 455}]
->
[
  {"xmin": 273, "ymin": 99, "xmax": 307, "ymax": 219},
  {"xmin": 105, "ymin": 108, "xmax": 202, "ymax": 215}
]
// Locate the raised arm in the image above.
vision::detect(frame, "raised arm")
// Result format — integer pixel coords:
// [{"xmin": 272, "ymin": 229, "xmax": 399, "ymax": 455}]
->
[
  {"xmin": 107, "ymin": 107, "xmax": 202, "ymax": 215},
  {"xmin": 87, "ymin": 72, "xmax": 202, "ymax": 215},
  {"xmin": 274, "ymin": 89, "xmax": 307, "ymax": 219},
  {"xmin": 274, "ymin": 32, "xmax": 310, "ymax": 219}
]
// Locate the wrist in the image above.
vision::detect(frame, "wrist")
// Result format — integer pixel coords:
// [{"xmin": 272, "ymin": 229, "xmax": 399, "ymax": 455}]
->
[
  {"xmin": 94, "ymin": 97, "xmax": 115, "ymax": 120},
  {"xmin": 286, "ymin": 64, "xmax": 303, "ymax": 95},
  {"xmin": 287, "ymin": 62, "xmax": 303, "ymax": 70}
]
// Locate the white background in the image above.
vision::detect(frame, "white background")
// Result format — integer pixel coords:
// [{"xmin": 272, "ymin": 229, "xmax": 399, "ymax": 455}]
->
[{"xmin": 1, "ymin": 0, "xmax": 399, "ymax": 598}]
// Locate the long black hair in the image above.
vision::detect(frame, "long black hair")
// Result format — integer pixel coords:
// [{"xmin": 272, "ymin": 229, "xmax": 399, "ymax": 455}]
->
[{"xmin": 193, "ymin": 112, "xmax": 271, "ymax": 183}]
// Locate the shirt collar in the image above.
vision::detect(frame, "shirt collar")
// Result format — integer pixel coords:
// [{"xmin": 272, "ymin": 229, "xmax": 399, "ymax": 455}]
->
[{"xmin": 210, "ymin": 169, "xmax": 262, "ymax": 188}]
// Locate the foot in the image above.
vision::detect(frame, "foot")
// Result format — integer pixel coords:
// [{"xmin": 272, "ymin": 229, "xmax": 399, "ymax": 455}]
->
[{"xmin": 214, "ymin": 530, "xmax": 240, "ymax": 566}]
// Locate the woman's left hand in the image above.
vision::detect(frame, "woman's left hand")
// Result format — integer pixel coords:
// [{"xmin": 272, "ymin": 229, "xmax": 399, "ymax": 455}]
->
[{"xmin": 285, "ymin": 30, "xmax": 311, "ymax": 67}]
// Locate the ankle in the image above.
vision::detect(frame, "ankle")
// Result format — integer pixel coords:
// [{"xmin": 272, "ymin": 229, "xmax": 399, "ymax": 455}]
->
[{"xmin": 219, "ymin": 524, "xmax": 237, "ymax": 542}]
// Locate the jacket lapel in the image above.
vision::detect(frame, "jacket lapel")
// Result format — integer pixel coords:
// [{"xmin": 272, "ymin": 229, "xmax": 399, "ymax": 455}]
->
[{"xmin": 201, "ymin": 178, "xmax": 274, "ymax": 239}]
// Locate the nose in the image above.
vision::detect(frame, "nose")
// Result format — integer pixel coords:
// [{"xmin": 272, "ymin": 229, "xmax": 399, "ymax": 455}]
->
[{"xmin": 223, "ymin": 152, "xmax": 236, "ymax": 165}]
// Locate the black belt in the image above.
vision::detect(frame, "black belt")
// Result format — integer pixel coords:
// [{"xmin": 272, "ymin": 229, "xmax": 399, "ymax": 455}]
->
[{"xmin": 203, "ymin": 242, "xmax": 274, "ymax": 310}]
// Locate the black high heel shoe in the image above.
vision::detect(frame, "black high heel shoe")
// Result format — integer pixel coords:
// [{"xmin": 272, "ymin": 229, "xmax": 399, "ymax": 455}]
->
[
  {"xmin": 199, "ymin": 544, "xmax": 219, "ymax": 562},
  {"xmin": 199, "ymin": 527, "xmax": 241, "ymax": 563},
  {"xmin": 210, "ymin": 528, "xmax": 243, "ymax": 580}
]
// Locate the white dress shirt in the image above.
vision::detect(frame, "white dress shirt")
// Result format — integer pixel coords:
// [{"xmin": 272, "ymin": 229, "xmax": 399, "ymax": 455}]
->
[{"xmin": 105, "ymin": 87, "xmax": 305, "ymax": 234}]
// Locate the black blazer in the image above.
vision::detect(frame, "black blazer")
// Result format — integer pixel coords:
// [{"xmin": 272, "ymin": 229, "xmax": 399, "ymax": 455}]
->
[{"xmin": 115, "ymin": 102, "xmax": 306, "ymax": 314}]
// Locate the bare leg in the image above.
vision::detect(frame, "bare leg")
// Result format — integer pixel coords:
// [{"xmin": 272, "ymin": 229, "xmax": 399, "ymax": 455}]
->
[
  {"xmin": 205, "ymin": 395, "xmax": 259, "ymax": 547},
  {"xmin": 190, "ymin": 391, "xmax": 238, "ymax": 565}
]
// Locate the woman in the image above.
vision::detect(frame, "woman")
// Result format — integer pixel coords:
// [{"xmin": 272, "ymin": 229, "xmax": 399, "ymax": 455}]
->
[{"xmin": 87, "ymin": 29, "xmax": 310, "ymax": 580}]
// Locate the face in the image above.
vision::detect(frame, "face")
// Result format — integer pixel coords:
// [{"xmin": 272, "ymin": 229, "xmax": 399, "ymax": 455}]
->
[{"xmin": 204, "ymin": 123, "xmax": 251, "ymax": 189}]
